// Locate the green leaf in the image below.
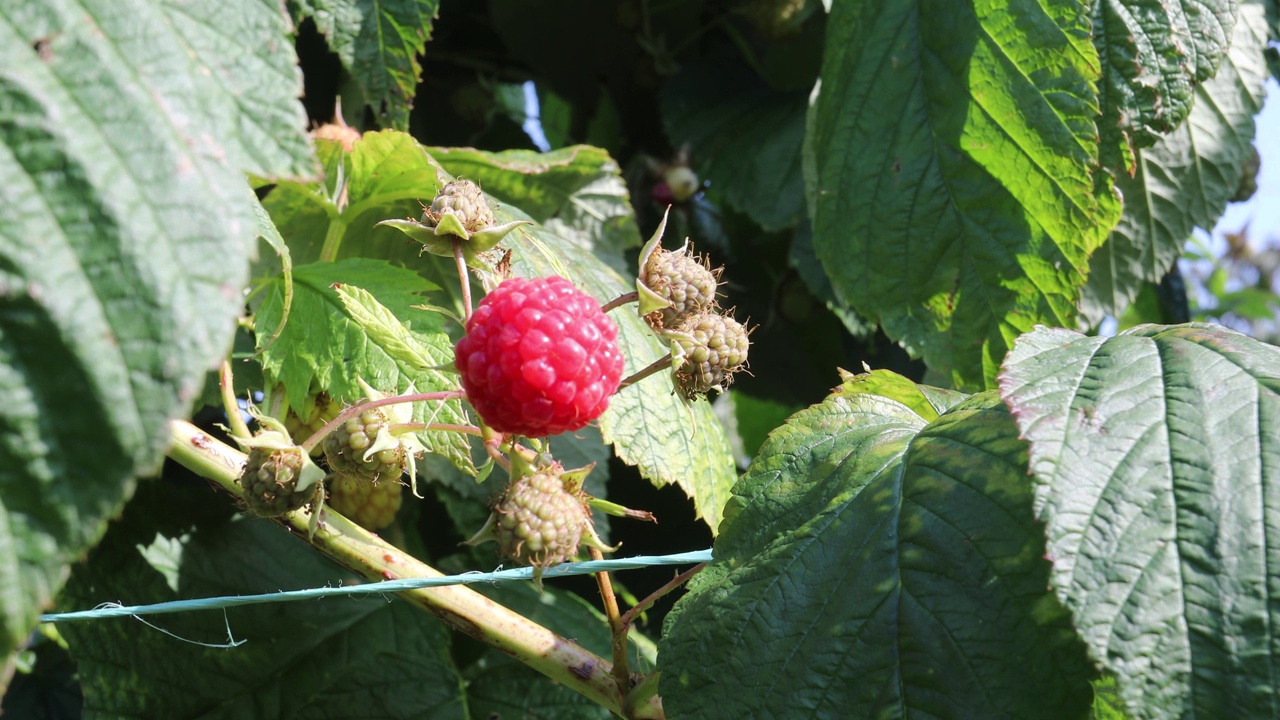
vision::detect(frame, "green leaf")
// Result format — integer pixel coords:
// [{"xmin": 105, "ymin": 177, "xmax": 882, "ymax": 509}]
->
[
  {"xmin": 460, "ymin": 582, "xmax": 655, "ymax": 720},
  {"xmin": 787, "ymin": 221, "xmax": 875, "ymax": 340},
  {"xmin": 807, "ymin": 0, "xmax": 1122, "ymax": 390},
  {"xmin": 1092, "ymin": 0, "xmax": 1239, "ymax": 170},
  {"xmin": 660, "ymin": 388, "xmax": 1093, "ymax": 718},
  {"xmin": 293, "ymin": 0, "xmax": 441, "ymax": 130},
  {"xmin": 58, "ymin": 482, "xmax": 464, "ymax": 719},
  {"xmin": 1092, "ymin": 675, "xmax": 1132, "ymax": 720},
  {"xmin": 831, "ymin": 367, "xmax": 968, "ymax": 421},
  {"xmin": 660, "ymin": 57, "xmax": 808, "ymax": 232},
  {"xmin": 729, "ymin": 392, "xmax": 800, "ymax": 462},
  {"xmin": 1081, "ymin": 1, "xmax": 1266, "ymax": 325},
  {"xmin": 431, "ymin": 145, "xmax": 642, "ymax": 273},
  {"xmin": 998, "ymin": 323, "xmax": 1280, "ymax": 720},
  {"xmin": 254, "ymin": 258, "xmax": 474, "ymax": 473},
  {"xmin": 0, "ymin": 0, "xmax": 313, "ymax": 661},
  {"xmin": 502, "ymin": 207, "xmax": 738, "ymax": 534}
]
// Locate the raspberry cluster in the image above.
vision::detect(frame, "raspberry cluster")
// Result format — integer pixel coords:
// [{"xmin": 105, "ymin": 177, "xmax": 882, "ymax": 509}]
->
[
  {"xmin": 636, "ymin": 214, "xmax": 752, "ymax": 398},
  {"xmin": 328, "ymin": 473, "xmax": 403, "ymax": 530},
  {"xmin": 454, "ymin": 276, "xmax": 624, "ymax": 437}
]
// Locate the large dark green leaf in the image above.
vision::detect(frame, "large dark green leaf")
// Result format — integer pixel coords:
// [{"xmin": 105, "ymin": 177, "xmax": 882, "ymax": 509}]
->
[
  {"xmin": 807, "ymin": 0, "xmax": 1121, "ymax": 390},
  {"xmin": 293, "ymin": 0, "xmax": 441, "ymax": 130},
  {"xmin": 660, "ymin": 376, "xmax": 1092, "ymax": 719},
  {"xmin": 57, "ymin": 481, "xmax": 464, "ymax": 719},
  {"xmin": 999, "ymin": 323, "xmax": 1280, "ymax": 719},
  {"xmin": 1081, "ymin": 0, "xmax": 1265, "ymax": 324},
  {"xmin": 0, "ymin": 0, "xmax": 313, "ymax": 660},
  {"xmin": 661, "ymin": 58, "xmax": 809, "ymax": 232},
  {"xmin": 1092, "ymin": 0, "xmax": 1239, "ymax": 170}
]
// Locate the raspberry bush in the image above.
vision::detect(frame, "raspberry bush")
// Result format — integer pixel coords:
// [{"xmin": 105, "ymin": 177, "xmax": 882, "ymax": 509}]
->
[{"xmin": 9, "ymin": 3, "xmax": 1280, "ymax": 720}]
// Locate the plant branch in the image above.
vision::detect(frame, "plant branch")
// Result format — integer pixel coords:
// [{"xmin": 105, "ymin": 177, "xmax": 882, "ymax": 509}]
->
[
  {"xmin": 390, "ymin": 422, "xmax": 483, "ymax": 437},
  {"xmin": 299, "ymin": 390, "xmax": 466, "ymax": 454},
  {"xmin": 167, "ymin": 420, "xmax": 662, "ymax": 718},
  {"xmin": 218, "ymin": 362, "xmax": 251, "ymax": 440},
  {"xmin": 589, "ymin": 546, "xmax": 632, "ymax": 699},
  {"xmin": 620, "ymin": 562, "xmax": 706, "ymax": 632},
  {"xmin": 601, "ymin": 291, "xmax": 639, "ymax": 314},
  {"xmin": 618, "ymin": 353, "xmax": 674, "ymax": 391}
]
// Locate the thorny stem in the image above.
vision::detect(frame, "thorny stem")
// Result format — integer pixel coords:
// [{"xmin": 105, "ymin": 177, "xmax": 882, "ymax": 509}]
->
[
  {"xmin": 453, "ymin": 238, "xmax": 473, "ymax": 324},
  {"xmin": 601, "ymin": 291, "xmax": 639, "ymax": 314},
  {"xmin": 299, "ymin": 391, "xmax": 466, "ymax": 454},
  {"xmin": 618, "ymin": 353, "xmax": 674, "ymax": 391},
  {"xmin": 218, "ymin": 362, "xmax": 251, "ymax": 440},
  {"xmin": 589, "ymin": 546, "xmax": 633, "ymax": 700},
  {"xmin": 620, "ymin": 562, "xmax": 706, "ymax": 632},
  {"xmin": 167, "ymin": 420, "xmax": 663, "ymax": 719}
]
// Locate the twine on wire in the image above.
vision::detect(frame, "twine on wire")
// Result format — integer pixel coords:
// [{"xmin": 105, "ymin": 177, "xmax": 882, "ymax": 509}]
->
[{"xmin": 40, "ymin": 549, "xmax": 713, "ymax": 624}]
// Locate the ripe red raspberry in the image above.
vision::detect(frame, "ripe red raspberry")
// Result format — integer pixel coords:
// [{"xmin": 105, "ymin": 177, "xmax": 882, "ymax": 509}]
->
[{"xmin": 455, "ymin": 276, "xmax": 624, "ymax": 437}]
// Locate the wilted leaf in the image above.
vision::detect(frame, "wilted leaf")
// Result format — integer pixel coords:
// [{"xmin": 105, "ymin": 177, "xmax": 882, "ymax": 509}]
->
[
  {"xmin": 1081, "ymin": 1, "xmax": 1265, "ymax": 324},
  {"xmin": 1092, "ymin": 0, "xmax": 1239, "ymax": 169}
]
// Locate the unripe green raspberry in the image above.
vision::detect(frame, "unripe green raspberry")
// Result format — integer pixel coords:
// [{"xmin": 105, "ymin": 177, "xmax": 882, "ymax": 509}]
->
[
  {"xmin": 282, "ymin": 393, "xmax": 342, "ymax": 456},
  {"xmin": 328, "ymin": 473, "xmax": 403, "ymax": 530},
  {"xmin": 668, "ymin": 311, "xmax": 751, "ymax": 398},
  {"xmin": 240, "ymin": 446, "xmax": 314, "ymax": 517},
  {"xmin": 641, "ymin": 245, "xmax": 721, "ymax": 329},
  {"xmin": 323, "ymin": 408, "xmax": 405, "ymax": 485},
  {"xmin": 423, "ymin": 179, "xmax": 494, "ymax": 233},
  {"xmin": 492, "ymin": 470, "xmax": 594, "ymax": 570}
]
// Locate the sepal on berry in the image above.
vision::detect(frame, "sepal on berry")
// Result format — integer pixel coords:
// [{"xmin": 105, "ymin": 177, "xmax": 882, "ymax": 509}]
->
[
  {"xmin": 352, "ymin": 378, "xmax": 428, "ymax": 497},
  {"xmin": 465, "ymin": 462, "xmax": 616, "ymax": 588},
  {"xmin": 377, "ymin": 173, "xmax": 530, "ymax": 268},
  {"xmin": 665, "ymin": 311, "xmax": 752, "ymax": 399},
  {"xmin": 234, "ymin": 411, "xmax": 326, "ymax": 496},
  {"xmin": 636, "ymin": 209, "xmax": 676, "ymax": 318},
  {"xmin": 636, "ymin": 207, "xmax": 721, "ymax": 329}
]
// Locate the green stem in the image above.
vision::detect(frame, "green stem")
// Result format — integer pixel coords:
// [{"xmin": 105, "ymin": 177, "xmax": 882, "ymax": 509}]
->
[
  {"xmin": 299, "ymin": 391, "xmax": 466, "ymax": 454},
  {"xmin": 167, "ymin": 420, "xmax": 662, "ymax": 719},
  {"xmin": 453, "ymin": 238, "xmax": 473, "ymax": 324},
  {"xmin": 219, "ymin": 362, "xmax": 251, "ymax": 440},
  {"xmin": 617, "ymin": 353, "xmax": 674, "ymax": 391},
  {"xmin": 601, "ymin": 291, "xmax": 639, "ymax": 314},
  {"xmin": 390, "ymin": 422, "xmax": 483, "ymax": 437},
  {"xmin": 318, "ymin": 214, "xmax": 350, "ymax": 263}
]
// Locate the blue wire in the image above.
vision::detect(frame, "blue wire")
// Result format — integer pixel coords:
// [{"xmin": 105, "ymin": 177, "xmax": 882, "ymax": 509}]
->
[{"xmin": 40, "ymin": 549, "xmax": 713, "ymax": 623}]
